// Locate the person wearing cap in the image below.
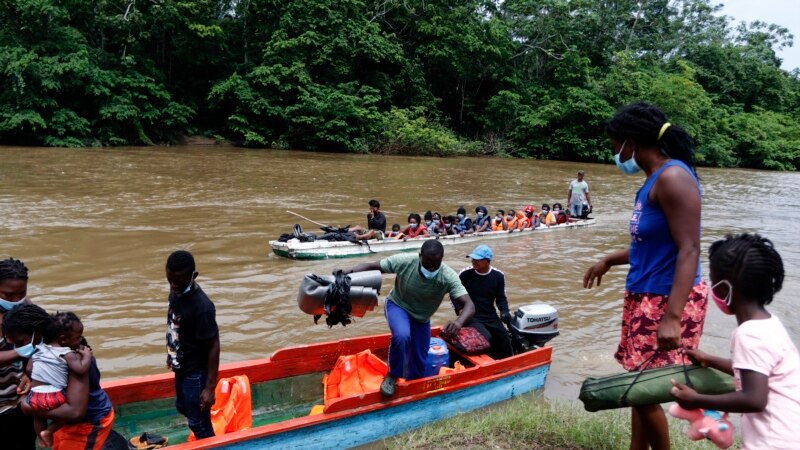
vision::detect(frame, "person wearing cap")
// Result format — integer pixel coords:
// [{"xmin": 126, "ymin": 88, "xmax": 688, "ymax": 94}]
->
[
  {"xmin": 522, "ymin": 205, "xmax": 536, "ymax": 228},
  {"xmin": 345, "ymin": 240, "xmax": 475, "ymax": 397},
  {"xmin": 454, "ymin": 245, "xmax": 513, "ymax": 359},
  {"xmin": 567, "ymin": 170, "xmax": 592, "ymax": 218}
]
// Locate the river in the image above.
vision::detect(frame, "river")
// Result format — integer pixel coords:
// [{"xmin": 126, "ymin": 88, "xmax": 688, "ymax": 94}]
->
[{"xmin": 1, "ymin": 146, "xmax": 798, "ymax": 403}]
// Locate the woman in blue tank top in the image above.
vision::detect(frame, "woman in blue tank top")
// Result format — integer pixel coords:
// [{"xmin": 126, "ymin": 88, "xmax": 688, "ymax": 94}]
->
[{"xmin": 583, "ymin": 102, "xmax": 707, "ymax": 450}]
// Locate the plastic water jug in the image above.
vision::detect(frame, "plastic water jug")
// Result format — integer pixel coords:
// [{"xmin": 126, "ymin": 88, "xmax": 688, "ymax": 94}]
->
[{"xmin": 425, "ymin": 337, "xmax": 450, "ymax": 377}]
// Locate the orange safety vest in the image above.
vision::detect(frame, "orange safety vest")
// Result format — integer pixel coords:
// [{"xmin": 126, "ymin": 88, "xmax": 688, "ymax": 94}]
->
[
  {"xmin": 188, "ymin": 375, "xmax": 252, "ymax": 441},
  {"xmin": 323, "ymin": 349, "xmax": 388, "ymax": 405},
  {"xmin": 515, "ymin": 211, "xmax": 530, "ymax": 229},
  {"xmin": 405, "ymin": 225, "xmax": 427, "ymax": 238},
  {"xmin": 491, "ymin": 219, "xmax": 505, "ymax": 231}
]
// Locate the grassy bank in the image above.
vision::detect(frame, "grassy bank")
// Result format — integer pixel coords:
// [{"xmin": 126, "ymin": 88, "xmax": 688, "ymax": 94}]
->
[{"xmin": 383, "ymin": 397, "xmax": 727, "ymax": 450}]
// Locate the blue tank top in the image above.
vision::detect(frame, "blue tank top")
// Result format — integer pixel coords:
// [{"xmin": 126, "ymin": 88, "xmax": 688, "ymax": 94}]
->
[
  {"xmin": 84, "ymin": 358, "xmax": 112, "ymax": 424},
  {"xmin": 626, "ymin": 160, "xmax": 701, "ymax": 294}
]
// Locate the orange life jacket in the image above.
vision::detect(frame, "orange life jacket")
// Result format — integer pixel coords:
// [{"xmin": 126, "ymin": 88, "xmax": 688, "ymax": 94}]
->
[
  {"xmin": 323, "ymin": 349, "xmax": 388, "ymax": 405},
  {"xmin": 188, "ymin": 375, "xmax": 252, "ymax": 441},
  {"xmin": 491, "ymin": 219, "xmax": 505, "ymax": 231},
  {"xmin": 515, "ymin": 211, "xmax": 530, "ymax": 229}
]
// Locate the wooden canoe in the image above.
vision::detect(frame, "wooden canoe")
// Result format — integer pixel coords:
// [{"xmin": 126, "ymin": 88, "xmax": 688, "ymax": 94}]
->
[
  {"xmin": 270, "ymin": 218, "xmax": 596, "ymax": 260},
  {"xmin": 104, "ymin": 331, "xmax": 552, "ymax": 449}
]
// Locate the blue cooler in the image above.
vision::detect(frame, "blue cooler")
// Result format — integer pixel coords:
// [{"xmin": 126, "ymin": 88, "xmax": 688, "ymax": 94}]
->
[{"xmin": 425, "ymin": 337, "xmax": 450, "ymax": 377}]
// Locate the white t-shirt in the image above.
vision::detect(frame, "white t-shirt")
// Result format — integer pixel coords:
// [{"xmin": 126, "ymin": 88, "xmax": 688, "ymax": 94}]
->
[
  {"xmin": 731, "ymin": 315, "xmax": 800, "ymax": 450},
  {"xmin": 569, "ymin": 179, "xmax": 589, "ymax": 204}
]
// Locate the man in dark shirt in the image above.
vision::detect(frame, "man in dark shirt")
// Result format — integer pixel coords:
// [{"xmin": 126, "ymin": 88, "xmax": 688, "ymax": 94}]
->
[
  {"xmin": 166, "ymin": 250, "xmax": 220, "ymax": 440},
  {"xmin": 351, "ymin": 199, "xmax": 387, "ymax": 240},
  {"xmin": 455, "ymin": 245, "xmax": 513, "ymax": 359}
]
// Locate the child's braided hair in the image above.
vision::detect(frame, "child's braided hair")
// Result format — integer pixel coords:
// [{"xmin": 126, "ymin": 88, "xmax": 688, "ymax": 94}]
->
[{"xmin": 709, "ymin": 233, "xmax": 784, "ymax": 306}]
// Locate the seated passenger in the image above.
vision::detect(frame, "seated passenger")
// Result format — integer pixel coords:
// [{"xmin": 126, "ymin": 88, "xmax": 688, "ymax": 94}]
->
[
  {"xmin": 505, "ymin": 209, "xmax": 519, "ymax": 230},
  {"xmin": 539, "ymin": 204, "xmax": 556, "ymax": 226},
  {"xmin": 453, "ymin": 207, "xmax": 473, "ymax": 234},
  {"xmin": 454, "ymin": 245, "xmax": 513, "ymax": 359},
  {"xmin": 515, "ymin": 209, "xmax": 530, "ymax": 230},
  {"xmin": 552, "ymin": 203, "xmax": 568, "ymax": 224},
  {"xmin": 423, "ymin": 211, "xmax": 434, "ymax": 233},
  {"xmin": 387, "ymin": 224, "xmax": 404, "ymax": 239},
  {"xmin": 401, "ymin": 213, "xmax": 430, "ymax": 239},
  {"xmin": 428, "ymin": 212, "xmax": 445, "ymax": 235},
  {"xmin": 473, "ymin": 206, "xmax": 491, "ymax": 233},
  {"xmin": 442, "ymin": 215, "xmax": 459, "ymax": 236},
  {"xmin": 350, "ymin": 199, "xmax": 386, "ymax": 240},
  {"xmin": 523, "ymin": 205, "xmax": 536, "ymax": 228},
  {"xmin": 491, "ymin": 210, "xmax": 507, "ymax": 231}
]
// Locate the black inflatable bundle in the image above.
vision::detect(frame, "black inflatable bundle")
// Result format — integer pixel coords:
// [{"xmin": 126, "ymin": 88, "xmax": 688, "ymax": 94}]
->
[{"xmin": 298, "ymin": 270, "xmax": 382, "ymax": 327}]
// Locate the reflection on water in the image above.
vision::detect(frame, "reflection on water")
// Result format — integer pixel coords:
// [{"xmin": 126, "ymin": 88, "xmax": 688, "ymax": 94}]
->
[{"xmin": 1, "ymin": 146, "xmax": 798, "ymax": 403}]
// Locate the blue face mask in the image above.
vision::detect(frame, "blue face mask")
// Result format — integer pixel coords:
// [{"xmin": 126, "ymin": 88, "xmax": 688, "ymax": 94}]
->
[
  {"xmin": 419, "ymin": 261, "xmax": 441, "ymax": 279},
  {"xmin": 14, "ymin": 332, "xmax": 38, "ymax": 358},
  {"xmin": 0, "ymin": 296, "xmax": 25, "ymax": 312},
  {"xmin": 179, "ymin": 276, "xmax": 194, "ymax": 296},
  {"xmin": 457, "ymin": 214, "xmax": 465, "ymax": 220},
  {"xmin": 614, "ymin": 140, "xmax": 641, "ymax": 175}
]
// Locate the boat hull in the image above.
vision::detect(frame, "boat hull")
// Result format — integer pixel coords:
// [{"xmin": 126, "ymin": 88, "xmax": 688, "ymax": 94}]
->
[
  {"xmin": 270, "ymin": 219, "xmax": 596, "ymax": 260},
  {"xmin": 224, "ymin": 364, "xmax": 548, "ymax": 449},
  {"xmin": 103, "ymin": 332, "xmax": 551, "ymax": 449}
]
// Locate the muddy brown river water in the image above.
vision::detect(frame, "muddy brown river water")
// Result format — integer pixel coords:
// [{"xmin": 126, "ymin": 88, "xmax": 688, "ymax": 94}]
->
[{"xmin": 1, "ymin": 146, "xmax": 797, "ymax": 403}]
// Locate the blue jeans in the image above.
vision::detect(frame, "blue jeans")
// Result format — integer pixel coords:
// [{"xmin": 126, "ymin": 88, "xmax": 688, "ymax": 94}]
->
[
  {"xmin": 570, "ymin": 202, "xmax": 583, "ymax": 217},
  {"xmin": 175, "ymin": 371, "xmax": 215, "ymax": 439},
  {"xmin": 385, "ymin": 299, "xmax": 430, "ymax": 380}
]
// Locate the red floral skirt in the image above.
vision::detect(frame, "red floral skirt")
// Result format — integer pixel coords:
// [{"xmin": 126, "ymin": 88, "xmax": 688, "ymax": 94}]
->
[{"xmin": 615, "ymin": 282, "xmax": 708, "ymax": 372}]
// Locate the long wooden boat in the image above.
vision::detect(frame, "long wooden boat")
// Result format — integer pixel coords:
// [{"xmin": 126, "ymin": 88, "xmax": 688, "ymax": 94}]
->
[
  {"xmin": 270, "ymin": 218, "xmax": 596, "ymax": 260},
  {"xmin": 104, "ymin": 331, "xmax": 552, "ymax": 449}
]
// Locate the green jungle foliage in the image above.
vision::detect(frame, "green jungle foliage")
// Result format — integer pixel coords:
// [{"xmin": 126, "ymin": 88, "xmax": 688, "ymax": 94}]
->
[{"xmin": 2, "ymin": 0, "xmax": 799, "ymax": 169}]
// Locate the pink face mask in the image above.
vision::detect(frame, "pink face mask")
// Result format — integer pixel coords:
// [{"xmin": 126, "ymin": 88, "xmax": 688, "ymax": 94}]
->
[{"xmin": 710, "ymin": 280, "xmax": 734, "ymax": 315}]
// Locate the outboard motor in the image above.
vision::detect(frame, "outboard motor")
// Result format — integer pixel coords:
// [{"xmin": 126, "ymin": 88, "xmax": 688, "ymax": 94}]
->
[{"xmin": 509, "ymin": 303, "xmax": 559, "ymax": 352}]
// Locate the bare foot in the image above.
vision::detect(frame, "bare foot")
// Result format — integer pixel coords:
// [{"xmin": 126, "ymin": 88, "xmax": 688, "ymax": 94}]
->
[{"xmin": 39, "ymin": 430, "xmax": 53, "ymax": 448}]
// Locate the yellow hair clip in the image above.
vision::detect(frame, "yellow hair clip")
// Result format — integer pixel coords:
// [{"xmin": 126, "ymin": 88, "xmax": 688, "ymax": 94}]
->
[{"xmin": 658, "ymin": 122, "xmax": 671, "ymax": 140}]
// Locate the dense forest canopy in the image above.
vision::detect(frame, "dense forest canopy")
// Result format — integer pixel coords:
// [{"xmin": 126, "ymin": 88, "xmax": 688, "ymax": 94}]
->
[{"xmin": 1, "ymin": 0, "xmax": 799, "ymax": 170}]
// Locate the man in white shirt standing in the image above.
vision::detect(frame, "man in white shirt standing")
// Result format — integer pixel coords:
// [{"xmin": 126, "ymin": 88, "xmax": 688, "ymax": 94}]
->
[{"xmin": 567, "ymin": 170, "xmax": 592, "ymax": 218}]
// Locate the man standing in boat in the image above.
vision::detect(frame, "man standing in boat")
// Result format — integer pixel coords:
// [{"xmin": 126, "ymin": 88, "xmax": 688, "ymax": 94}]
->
[
  {"xmin": 350, "ymin": 199, "xmax": 386, "ymax": 241},
  {"xmin": 165, "ymin": 250, "xmax": 220, "ymax": 440},
  {"xmin": 346, "ymin": 240, "xmax": 475, "ymax": 396},
  {"xmin": 567, "ymin": 170, "xmax": 592, "ymax": 218}
]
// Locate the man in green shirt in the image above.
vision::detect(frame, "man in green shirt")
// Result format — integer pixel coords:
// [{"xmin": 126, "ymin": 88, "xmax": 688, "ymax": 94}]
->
[{"xmin": 347, "ymin": 240, "xmax": 475, "ymax": 396}]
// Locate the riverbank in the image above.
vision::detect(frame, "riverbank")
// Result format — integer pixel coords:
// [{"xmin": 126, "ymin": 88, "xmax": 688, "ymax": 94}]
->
[{"xmin": 384, "ymin": 397, "xmax": 725, "ymax": 449}]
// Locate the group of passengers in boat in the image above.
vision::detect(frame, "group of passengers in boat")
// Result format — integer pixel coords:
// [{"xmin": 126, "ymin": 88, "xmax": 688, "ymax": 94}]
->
[{"xmin": 352, "ymin": 198, "xmax": 592, "ymax": 243}]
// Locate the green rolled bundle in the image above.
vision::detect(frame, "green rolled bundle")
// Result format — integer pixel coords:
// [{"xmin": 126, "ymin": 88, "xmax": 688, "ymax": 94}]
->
[{"xmin": 579, "ymin": 365, "xmax": 735, "ymax": 412}]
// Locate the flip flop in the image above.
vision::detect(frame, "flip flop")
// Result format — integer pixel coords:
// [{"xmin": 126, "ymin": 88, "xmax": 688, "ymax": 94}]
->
[{"xmin": 129, "ymin": 432, "xmax": 168, "ymax": 449}]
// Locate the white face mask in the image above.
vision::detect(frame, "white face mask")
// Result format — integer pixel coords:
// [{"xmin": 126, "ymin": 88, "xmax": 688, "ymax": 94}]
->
[{"xmin": 614, "ymin": 139, "xmax": 641, "ymax": 175}]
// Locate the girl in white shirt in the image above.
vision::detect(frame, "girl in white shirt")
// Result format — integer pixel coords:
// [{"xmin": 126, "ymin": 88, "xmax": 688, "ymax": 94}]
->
[{"xmin": 671, "ymin": 233, "xmax": 800, "ymax": 450}]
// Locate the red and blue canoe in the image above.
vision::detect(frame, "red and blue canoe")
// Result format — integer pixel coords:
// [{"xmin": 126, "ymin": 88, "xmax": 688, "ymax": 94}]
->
[{"xmin": 104, "ymin": 330, "xmax": 552, "ymax": 449}]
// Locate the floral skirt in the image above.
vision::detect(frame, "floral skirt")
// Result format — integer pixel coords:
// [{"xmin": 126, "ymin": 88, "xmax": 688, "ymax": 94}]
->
[{"xmin": 615, "ymin": 282, "xmax": 708, "ymax": 372}]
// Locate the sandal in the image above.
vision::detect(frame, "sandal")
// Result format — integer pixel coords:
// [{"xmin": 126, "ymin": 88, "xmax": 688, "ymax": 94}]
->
[{"xmin": 129, "ymin": 432, "xmax": 168, "ymax": 449}]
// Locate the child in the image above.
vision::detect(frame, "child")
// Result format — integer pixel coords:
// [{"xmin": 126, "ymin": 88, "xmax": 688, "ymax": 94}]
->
[
  {"xmin": 671, "ymin": 234, "xmax": 800, "ymax": 450},
  {"xmin": 29, "ymin": 312, "xmax": 92, "ymax": 446},
  {"xmin": 387, "ymin": 224, "xmax": 404, "ymax": 239}
]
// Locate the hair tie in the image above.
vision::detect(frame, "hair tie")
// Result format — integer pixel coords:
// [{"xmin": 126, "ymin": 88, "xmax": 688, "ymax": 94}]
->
[{"xmin": 658, "ymin": 122, "xmax": 671, "ymax": 140}]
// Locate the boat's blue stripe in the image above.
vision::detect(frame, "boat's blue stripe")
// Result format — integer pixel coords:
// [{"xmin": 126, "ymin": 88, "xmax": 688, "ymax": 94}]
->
[{"xmin": 223, "ymin": 364, "xmax": 549, "ymax": 449}]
